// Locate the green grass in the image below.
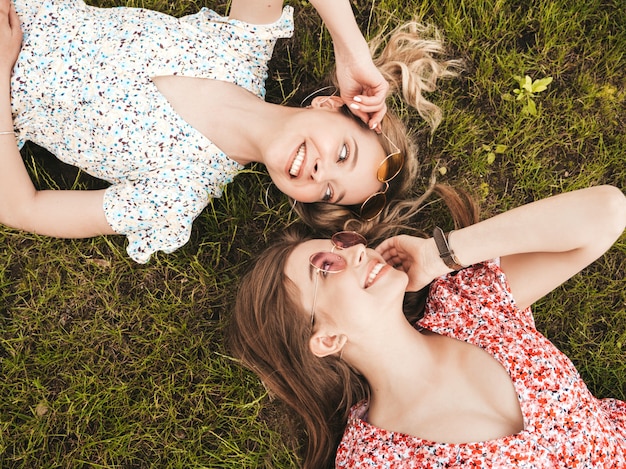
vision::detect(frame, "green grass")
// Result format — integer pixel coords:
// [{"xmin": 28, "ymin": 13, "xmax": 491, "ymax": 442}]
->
[{"xmin": 1, "ymin": 0, "xmax": 624, "ymax": 467}]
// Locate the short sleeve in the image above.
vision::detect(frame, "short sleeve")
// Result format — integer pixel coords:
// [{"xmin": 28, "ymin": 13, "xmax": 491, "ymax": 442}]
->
[
  {"xmin": 179, "ymin": 6, "xmax": 294, "ymax": 98},
  {"xmin": 420, "ymin": 261, "xmax": 536, "ymax": 334},
  {"xmin": 181, "ymin": 6, "xmax": 294, "ymax": 41},
  {"xmin": 103, "ymin": 169, "xmax": 213, "ymax": 263}
]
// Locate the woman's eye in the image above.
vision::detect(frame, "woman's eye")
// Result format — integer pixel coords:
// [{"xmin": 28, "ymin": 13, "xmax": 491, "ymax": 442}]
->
[
  {"xmin": 322, "ymin": 186, "xmax": 333, "ymax": 202},
  {"xmin": 320, "ymin": 259, "xmax": 339, "ymax": 277},
  {"xmin": 338, "ymin": 144, "xmax": 349, "ymax": 163}
]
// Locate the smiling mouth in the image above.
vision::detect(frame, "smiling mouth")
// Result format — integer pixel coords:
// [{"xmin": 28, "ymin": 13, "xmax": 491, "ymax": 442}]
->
[
  {"xmin": 365, "ymin": 263, "xmax": 386, "ymax": 288},
  {"xmin": 289, "ymin": 144, "xmax": 305, "ymax": 177}
]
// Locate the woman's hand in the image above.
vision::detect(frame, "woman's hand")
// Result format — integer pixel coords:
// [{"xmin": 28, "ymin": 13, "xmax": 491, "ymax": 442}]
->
[
  {"xmin": 376, "ymin": 235, "xmax": 446, "ymax": 291},
  {"xmin": 334, "ymin": 50, "xmax": 388, "ymax": 130},
  {"xmin": 0, "ymin": 0, "xmax": 22, "ymax": 75}
]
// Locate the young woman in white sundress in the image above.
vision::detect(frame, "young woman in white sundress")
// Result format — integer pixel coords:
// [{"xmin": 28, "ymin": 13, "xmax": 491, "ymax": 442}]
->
[{"xmin": 0, "ymin": 0, "xmax": 462, "ymax": 263}]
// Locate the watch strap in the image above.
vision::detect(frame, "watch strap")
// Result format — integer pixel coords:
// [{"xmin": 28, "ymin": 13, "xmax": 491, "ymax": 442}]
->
[{"xmin": 432, "ymin": 227, "xmax": 465, "ymax": 271}]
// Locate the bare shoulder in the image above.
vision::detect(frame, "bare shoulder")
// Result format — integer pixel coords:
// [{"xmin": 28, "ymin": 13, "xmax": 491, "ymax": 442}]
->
[{"xmin": 228, "ymin": 0, "xmax": 284, "ymax": 24}]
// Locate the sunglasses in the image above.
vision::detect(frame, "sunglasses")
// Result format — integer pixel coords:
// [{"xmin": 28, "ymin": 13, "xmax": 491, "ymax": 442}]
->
[
  {"xmin": 358, "ymin": 131, "xmax": 404, "ymax": 221},
  {"xmin": 308, "ymin": 231, "xmax": 368, "ymax": 328}
]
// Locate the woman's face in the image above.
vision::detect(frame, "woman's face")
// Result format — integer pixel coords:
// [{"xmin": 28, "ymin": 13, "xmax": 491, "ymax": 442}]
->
[
  {"xmin": 263, "ymin": 103, "xmax": 390, "ymax": 206},
  {"xmin": 284, "ymin": 238, "xmax": 408, "ymax": 330}
]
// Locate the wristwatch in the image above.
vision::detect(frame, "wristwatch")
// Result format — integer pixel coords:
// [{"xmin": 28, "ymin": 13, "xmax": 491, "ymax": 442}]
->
[{"xmin": 432, "ymin": 227, "xmax": 465, "ymax": 271}]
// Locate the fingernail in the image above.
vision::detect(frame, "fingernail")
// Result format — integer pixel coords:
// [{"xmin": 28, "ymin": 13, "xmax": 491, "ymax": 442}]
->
[
  {"xmin": 370, "ymin": 121, "xmax": 378, "ymax": 130},
  {"xmin": 350, "ymin": 103, "xmax": 360, "ymax": 110},
  {"xmin": 353, "ymin": 96, "xmax": 362, "ymax": 103}
]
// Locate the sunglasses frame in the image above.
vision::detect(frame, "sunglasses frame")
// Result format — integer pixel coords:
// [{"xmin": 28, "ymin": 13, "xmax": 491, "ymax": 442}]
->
[{"xmin": 359, "ymin": 130, "xmax": 404, "ymax": 221}]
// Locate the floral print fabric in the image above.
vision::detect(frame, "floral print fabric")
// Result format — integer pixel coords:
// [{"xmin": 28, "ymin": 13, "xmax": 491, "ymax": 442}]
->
[
  {"xmin": 11, "ymin": 0, "xmax": 293, "ymax": 262},
  {"xmin": 336, "ymin": 261, "xmax": 626, "ymax": 468}
]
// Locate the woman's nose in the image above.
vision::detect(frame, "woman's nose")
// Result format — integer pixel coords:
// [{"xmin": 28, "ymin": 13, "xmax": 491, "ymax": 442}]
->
[
  {"xmin": 311, "ymin": 159, "xmax": 325, "ymax": 181},
  {"xmin": 312, "ymin": 153, "xmax": 341, "ymax": 182},
  {"xmin": 344, "ymin": 244, "xmax": 367, "ymax": 266}
]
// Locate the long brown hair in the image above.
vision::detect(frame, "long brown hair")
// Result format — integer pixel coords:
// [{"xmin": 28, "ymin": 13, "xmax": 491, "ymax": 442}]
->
[
  {"xmin": 293, "ymin": 21, "xmax": 463, "ymax": 232},
  {"xmin": 228, "ymin": 185, "xmax": 479, "ymax": 468}
]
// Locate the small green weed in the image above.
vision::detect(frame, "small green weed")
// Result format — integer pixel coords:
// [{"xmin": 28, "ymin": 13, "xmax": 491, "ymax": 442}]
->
[
  {"xmin": 481, "ymin": 143, "xmax": 508, "ymax": 165},
  {"xmin": 512, "ymin": 75, "xmax": 554, "ymax": 116}
]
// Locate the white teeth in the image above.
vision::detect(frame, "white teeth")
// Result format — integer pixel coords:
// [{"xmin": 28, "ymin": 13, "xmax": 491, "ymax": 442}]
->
[
  {"xmin": 366, "ymin": 263, "xmax": 385, "ymax": 287},
  {"xmin": 289, "ymin": 144, "xmax": 305, "ymax": 177}
]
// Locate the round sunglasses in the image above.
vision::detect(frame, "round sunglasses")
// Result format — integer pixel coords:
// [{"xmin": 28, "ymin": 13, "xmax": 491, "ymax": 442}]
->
[
  {"xmin": 358, "ymin": 131, "xmax": 404, "ymax": 221},
  {"xmin": 308, "ymin": 231, "xmax": 367, "ymax": 327}
]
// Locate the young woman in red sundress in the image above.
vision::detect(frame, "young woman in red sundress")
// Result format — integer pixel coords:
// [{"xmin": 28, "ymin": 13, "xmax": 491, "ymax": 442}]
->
[{"xmin": 229, "ymin": 185, "xmax": 626, "ymax": 469}]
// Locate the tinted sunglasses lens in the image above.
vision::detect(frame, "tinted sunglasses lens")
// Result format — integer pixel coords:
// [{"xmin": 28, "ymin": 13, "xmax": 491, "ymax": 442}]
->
[
  {"xmin": 309, "ymin": 252, "xmax": 347, "ymax": 273},
  {"xmin": 331, "ymin": 231, "xmax": 367, "ymax": 249},
  {"xmin": 360, "ymin": 193, "xmax": 386, "ymax": 220},
  {"xmin": 377, "ymin": 151, "xmax": 404, "ymax": 183}
]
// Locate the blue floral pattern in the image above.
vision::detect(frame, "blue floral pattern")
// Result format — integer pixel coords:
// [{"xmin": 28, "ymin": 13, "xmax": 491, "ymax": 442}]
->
[{"xmin": 11, "ymin": 0, "xmax": 293, "ymax": 262}]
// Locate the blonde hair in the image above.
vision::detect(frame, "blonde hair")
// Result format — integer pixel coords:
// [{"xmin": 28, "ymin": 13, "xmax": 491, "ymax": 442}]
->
[
  {"xmin": 371, "ymin": 22, "xmax": 462, "ymax": 130},
  {"xmin": 228, "ymin": 186, "xmax": 479, "ymax": 469},
  {"xmin": 294, "ymin": 21, "xmax": 463, "ymax": 232}
]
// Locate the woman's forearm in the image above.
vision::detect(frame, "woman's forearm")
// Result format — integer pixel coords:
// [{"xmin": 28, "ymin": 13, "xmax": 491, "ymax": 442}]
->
[
  {"xmin": 0, "ymin": 73, "xmax": 13, "ymax": 127},
  {"xmin": 422, "ymin": 186, "xmax": 626, "ymax": 308},
  {"xmin": 309, "ymin": 0, "xmax": 370, "ymax": 59},
  {"xmin": 0, "ymin": 74, "xmax": 40, "ymax": 229},
  {"xmin": 449, "ymin": 186, "xmax": 626, "ymax": 268}
]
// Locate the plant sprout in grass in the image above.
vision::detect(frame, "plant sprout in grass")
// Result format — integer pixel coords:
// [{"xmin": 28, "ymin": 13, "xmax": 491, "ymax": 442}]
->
[
  {"xmin": 513, "ymin": 75, "xmax": 554, "ymax": 116},
  {"xmin": 482, "ymin": 143, "xmax": 508, "ymax": 165}
]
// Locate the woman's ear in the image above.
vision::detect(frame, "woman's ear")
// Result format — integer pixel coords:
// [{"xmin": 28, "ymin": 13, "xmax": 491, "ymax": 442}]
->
[
  {"xmin": 310, "ymin": 95, "xmax": 346, "ymax": 111},
  {"xmin": 309, "ymin": 331, "xmax": 348, "ymax": 358}
]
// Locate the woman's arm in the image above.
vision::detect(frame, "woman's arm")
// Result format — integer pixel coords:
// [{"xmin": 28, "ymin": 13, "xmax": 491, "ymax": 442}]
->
[
  {"xmin": 482, "ymin": 186, "xmax": 625, "ymax": 309},
  {"xmin": 229, "ymin": 0, "xmax": 387, "ymax": 129},
  {"xmin": 308, "ymin": 0, "xmax": 388, "ymax": 129},
  {"xmin": 0, "ymin": 0, "xmax": 114, "ymax": 238},
  {"xmin": 377, "ymin": 186, "xmax": 626, "ymax": 309}
]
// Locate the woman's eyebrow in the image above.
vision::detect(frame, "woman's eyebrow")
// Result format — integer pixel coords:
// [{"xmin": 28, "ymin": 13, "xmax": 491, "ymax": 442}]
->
[{"xmin": 350, "ymin": 138, "xmax": 359, "ymax": 172}]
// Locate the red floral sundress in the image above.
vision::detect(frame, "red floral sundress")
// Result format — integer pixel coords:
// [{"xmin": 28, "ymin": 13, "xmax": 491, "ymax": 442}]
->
[{"xmin": 335, "ymin": 261, "xmax": 626, "ymax": 468}]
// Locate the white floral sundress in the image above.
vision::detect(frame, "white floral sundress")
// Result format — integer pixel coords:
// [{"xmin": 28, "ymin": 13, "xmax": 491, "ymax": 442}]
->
[
  {"xmin": 336, "ymin": 262, "xmax": 626, "ymax": 468},
  {"xmin": 11, "ymin": 0, "xmax": 293, "ymax": 263}
]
